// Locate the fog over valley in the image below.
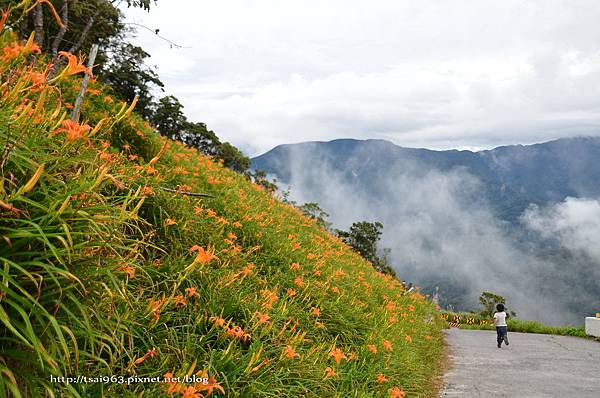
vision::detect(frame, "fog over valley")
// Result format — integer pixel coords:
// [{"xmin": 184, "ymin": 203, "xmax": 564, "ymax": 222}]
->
[{"xmin": 253, "ymin": 138, "xmax": 600, "ymax": 324}]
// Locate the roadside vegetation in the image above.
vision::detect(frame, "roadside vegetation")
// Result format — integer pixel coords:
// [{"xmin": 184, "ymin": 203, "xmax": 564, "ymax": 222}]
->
[{"xmin": 440, "ymin": 311, "xmax": 588, "ymax": 338}]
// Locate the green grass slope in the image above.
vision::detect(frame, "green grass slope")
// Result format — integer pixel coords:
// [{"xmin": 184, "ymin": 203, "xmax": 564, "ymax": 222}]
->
[{"xmin": 0, "ymin": 31, "xmax": 444, "ymax": 397}]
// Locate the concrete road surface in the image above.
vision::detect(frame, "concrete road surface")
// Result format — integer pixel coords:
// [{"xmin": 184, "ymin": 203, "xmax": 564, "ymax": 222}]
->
[{"xmin": 440, "ymin": 328, "xmax": 600, "ymax": 398}]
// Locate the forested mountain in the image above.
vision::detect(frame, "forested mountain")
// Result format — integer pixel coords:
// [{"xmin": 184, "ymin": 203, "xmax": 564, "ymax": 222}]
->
[{"xmin": 253, "ymin": 137, "xmax": 600, "ymax": 222}]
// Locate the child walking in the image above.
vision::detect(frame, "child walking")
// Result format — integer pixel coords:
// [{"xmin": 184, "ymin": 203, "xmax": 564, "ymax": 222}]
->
[{"xmin": 493, "ymin": 303, "xmax": 509, "ymax": 348}]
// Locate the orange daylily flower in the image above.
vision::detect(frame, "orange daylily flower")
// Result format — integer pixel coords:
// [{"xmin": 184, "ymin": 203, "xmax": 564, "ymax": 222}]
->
[
  {"xmin": 209, "ymin": 315, "xmax": 226, "ymax": 328},
  {"xmin": 329, "ymin": 347, "xmax": 347, "ymax": 364},
  {"xmin": 310, "ymin": 307, "xmax": 320, "ymax": 317},
  {"xmin": 205, "ymin": 209, "xmax": 217, "ymax": 218},
  {"xmin": 287, "ymin": 288, "xmax": 297, "ymax": 297},
  {"xmin": 163, "ymin": 372, "xmax": 183, "ymax": 394},
  {"xmin": 0, "ymin": 8, "xmax": 9, "ymax": 32},
  {"xmin": 52, "ymin": 119, "xmax": 91, "ymax": 142},
  {"xmin": 116, "ymin": 264, "xmax": 135, "ymax": 278},
  {"xmin": 173, "ymin": 295, "xmax": 187, "ymax": 307},
  {"xmin": 255, "ymin": 312, "xmax": 271, "ymax": 325},
  {"xmin": 324, "ymin": 367, "xmax": 336, "ymax": 379},
  {"xmin": 165, "ymin": 218, "xmax": 177, "ymax": 226},
  {"xmin": 367, "ymin": 344, "xmax": 378, "ymax": 353},
  {"xmin": 404, "ymin": 334, "xmax": 413, "ymax": 343},
  {"xmin": 389, "ymin": 387, "xmax": 406, "ymax": 398},
  {"xmin": 196, "ymin": 375, "xmax": 225, "ymax": 396},
  {"xmin": 58, "ymin": 51, "xmax": 92, "ymax": 76},
  {"xmin": 189, "ymin": 245, "xmax": 218, "ymax": 265},
  {"xmin": 294, "ymin": 277, "xmax": 305, "ymax": 288},
  {"xmin": 382, "ymin": 340, "xmax": 393, "ymax": 351},
  {"xmin": 30, "ymin": 71, "xmax": 46, "ymax": 86},
  {"xmin": 192, "ymin": 369, "xmax": 224, "ymax": 396},
  {"xmin": 134, "ymin": 347, "xmax": 157, "ymax": 365},
  {"xmin": 408, "ymin": 304, "xmax": 415, "ymax": 312},
  {"xmin": 283, "ymin": 345, "xmax": 300, "ymax": 359},
  {"xmin": 147, "ymin": 296, "xmax": 167, "ymax": 321},
  {"xmin": 290, "ymin": 262, "xmax": 301, "ymax": 271},
  {"xmin": 377, "ymin": 373, "xmax": 388, "ymax": 384},
  {"xmin": 232, "ymin": 221, "xmax": 242, "ymax": 228},
  {"xmin": 181, "ymin": 386, "xmax": 201, "ymax": 398},
  {"xmin": 185, "ymin": 287, "xmax": 199, "ymax": 298}
]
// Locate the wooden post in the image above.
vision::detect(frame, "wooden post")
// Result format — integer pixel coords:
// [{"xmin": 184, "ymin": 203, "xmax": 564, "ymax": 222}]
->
[{"xmin": 71, "ymin": 43, "xmax": 99, "ymax": 123}]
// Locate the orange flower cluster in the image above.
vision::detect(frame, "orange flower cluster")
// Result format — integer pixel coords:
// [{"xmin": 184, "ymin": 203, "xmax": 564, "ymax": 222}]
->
[
  {"xmin": 209, "ymin": 316, "xmax": 251, "ymax": 342},
  {"xmin": 254, "ymin": 311, "xmax": 271, "ymax": 325},
  {"xmin": 163, "ymin": 370, "xmax": 224, "ymax": 397},
  {"xmin": 260, "ymin": 288, "xmax": 278, "ymax": 310},
  {"xmin": 1, "ymin": 40, "xmax": 41, "ymax": 61},
  {"xmin": 147, "ymin": 296, "xmax": 167, "ymax": 321}
]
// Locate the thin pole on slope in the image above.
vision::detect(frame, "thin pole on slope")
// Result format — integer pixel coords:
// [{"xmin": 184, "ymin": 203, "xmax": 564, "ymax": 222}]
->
[{"xmin": 71, "ymin": 43, "xmax": 99, "ymax": 123}]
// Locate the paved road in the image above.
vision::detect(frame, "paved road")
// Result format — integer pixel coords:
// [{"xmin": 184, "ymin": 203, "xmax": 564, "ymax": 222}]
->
[{"xmin": 440, "ymin": 328, "xmax": 600, "ymax": 398}]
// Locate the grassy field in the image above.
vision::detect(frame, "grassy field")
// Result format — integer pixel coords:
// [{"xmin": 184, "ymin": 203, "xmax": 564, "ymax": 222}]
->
[{"xmin": 0, "ymin": 28, "xmax": 444, "ymax": 398}]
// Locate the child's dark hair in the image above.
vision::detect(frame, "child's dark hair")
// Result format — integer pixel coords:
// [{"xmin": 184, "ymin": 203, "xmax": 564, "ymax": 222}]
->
[{"xmin": 496, "ymin": 303, "xmax": 505, "ymax": 312}]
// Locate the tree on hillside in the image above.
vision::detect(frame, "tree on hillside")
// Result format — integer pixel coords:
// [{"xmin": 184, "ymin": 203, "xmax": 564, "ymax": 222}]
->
[
  {"xmin": 246, "ymin": 170, "xmax": 278, "ymax": 193},
  {"xmin": 336, "ymin": 221, "xmax": 397, "ymax": 277},
  {"xmin": 337, "ymin": 221, "xmax": 383, "ymax": 265},
  {"xmin": 479, "ymin": 291, "xmax": 517, "ymax": 318},
  {"xmin": 150, "ymin": 95, "xmax": 187, "ymax": 141},
  {"xmin": 101, "ymin": 43, "xmax": 164, "ymax": 119},
  {"xmin": 297, "ymin": 202, "xmax": 331, "ymax": 230}
]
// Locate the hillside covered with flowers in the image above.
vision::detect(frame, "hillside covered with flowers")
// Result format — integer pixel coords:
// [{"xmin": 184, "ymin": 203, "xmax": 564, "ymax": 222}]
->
[{"xmin": 0, "ymin": 20, "xmax": 444, "ymax": 398}]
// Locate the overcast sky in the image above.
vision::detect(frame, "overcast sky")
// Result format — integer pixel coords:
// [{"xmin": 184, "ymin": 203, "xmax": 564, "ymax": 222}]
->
[{"xmin": 123, "ymin": 0, "xmax": 600, "ymax": 156}]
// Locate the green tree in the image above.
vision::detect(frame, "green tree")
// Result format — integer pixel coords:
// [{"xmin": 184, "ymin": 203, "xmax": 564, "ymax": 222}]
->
[
  {"xmin": 100, "ymin": 43, "xmax": 164, "ymax": 120},
  {"xmin": 337, "ymin": 221, "xmax": 383, "ymax": 266},
  {"xmin": 247, "ymin": 169, "xmax": 278, "ymax": 193},
  {"xmin": 297, "ymin": 202, "xmax": 331, "ymax": 230},
  {"xmin": 150, "ymin": 95, "xmax": 186, "ymax": 140},
  {"xmin": 479, "ymin": 291, "xmax": 517, "ymax": 318},
  {"xmin": 218, "ymin": 141, "xmax": 251, "ymax": 173}
]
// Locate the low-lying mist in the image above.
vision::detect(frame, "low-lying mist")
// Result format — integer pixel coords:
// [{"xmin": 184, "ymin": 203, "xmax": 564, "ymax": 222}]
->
[{"xmin": 277, "ymin": 146, "xmax": 600, "ymax": 325}]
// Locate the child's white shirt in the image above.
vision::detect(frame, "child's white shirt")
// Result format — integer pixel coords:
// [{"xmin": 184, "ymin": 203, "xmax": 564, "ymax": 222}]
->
[{"xmin": 494, "ymin": 311, "xmax": 507, "ymax": 326}]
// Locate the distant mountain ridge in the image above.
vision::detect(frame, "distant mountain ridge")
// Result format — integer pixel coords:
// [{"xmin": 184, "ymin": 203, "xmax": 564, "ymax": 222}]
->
[{"xmin": 252, "ymin": 136, "xmax": 600, "ymax": 221}]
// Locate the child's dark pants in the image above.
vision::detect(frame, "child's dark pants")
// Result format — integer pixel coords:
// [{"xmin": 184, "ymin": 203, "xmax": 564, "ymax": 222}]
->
[{"xmin": 496, "ymin": 326, "xmax": 508, "ymax": 347}]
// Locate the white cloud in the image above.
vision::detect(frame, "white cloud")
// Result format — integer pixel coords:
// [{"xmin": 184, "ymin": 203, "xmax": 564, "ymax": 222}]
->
[
  {"xmin": 123, "ymin": 0, "xmax": 600, "ymax": 155},
  {"xmin": 522, "ymin": 197, "xmax": 600, "ymax": 260}
]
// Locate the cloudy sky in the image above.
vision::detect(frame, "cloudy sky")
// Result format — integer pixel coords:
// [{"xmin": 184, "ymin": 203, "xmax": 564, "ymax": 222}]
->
[{"xmin": 124, "ymin": 0, "xmax": 600, "ymax": 156}]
